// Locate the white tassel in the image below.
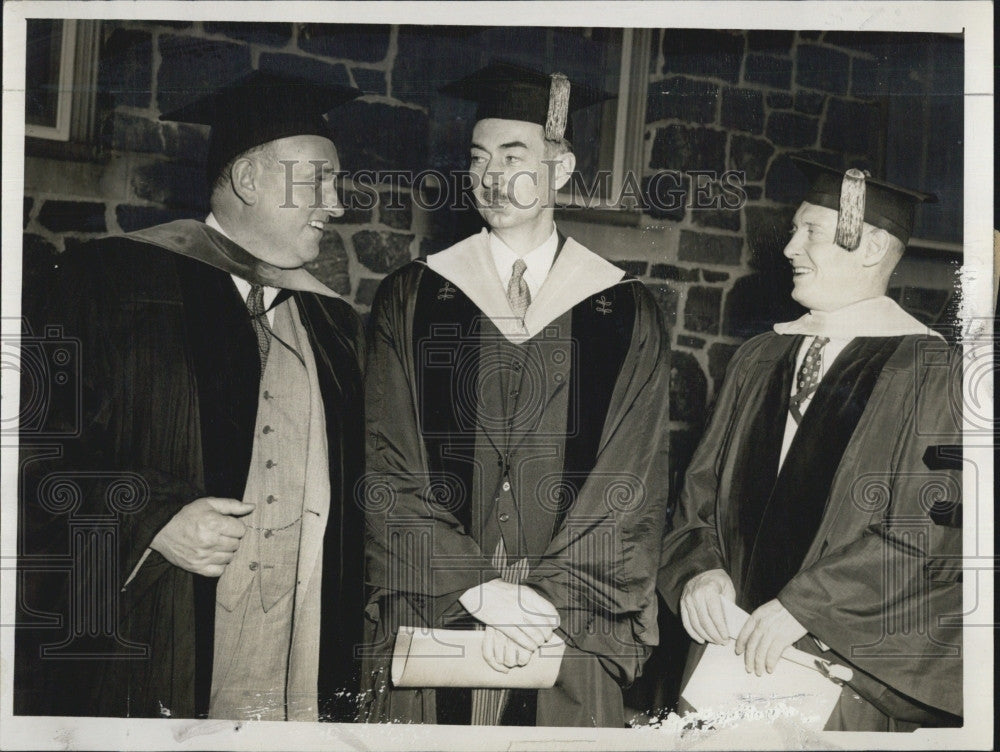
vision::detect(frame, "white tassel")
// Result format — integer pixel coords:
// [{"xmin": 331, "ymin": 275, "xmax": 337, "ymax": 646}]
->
[
  {"xmin": 545, "ymin": 73, "xmax": 570, "ymax": 142},
  {"xmin": 834, "ymin": 168, "xmax": 869, "ymax": 251}
]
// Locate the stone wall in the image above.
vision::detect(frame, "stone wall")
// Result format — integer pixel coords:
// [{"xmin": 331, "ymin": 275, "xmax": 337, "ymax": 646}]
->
[{"xmin": 19, "ymin": 19, "xmax": 964, "ymax": 717}]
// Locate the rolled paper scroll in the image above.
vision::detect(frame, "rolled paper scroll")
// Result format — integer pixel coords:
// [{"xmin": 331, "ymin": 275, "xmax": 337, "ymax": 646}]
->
[{"xmin": 391, "ymin": 626, "xmax": 566, "ymax": 688}]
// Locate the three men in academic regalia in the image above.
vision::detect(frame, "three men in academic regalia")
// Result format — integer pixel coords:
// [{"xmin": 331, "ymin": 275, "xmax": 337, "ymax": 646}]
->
[
  {"xmin": 16, "ymin": 71, "xmax": 367, "ymax": 721},
  {"xmin": 658, "ymin": 158, "xmax": 963, "ymax": 731},
  {"xmin": 360, "ymin": 63, "xmax": 672, "ymax": 727}
]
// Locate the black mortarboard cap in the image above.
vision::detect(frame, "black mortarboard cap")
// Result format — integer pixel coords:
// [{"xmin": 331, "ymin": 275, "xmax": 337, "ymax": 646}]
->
[
  {"xmin": 439, "ymin": 61, "xmax": 612, "ymax": 142},
  {"xmin": 791, "ymin": 156, "xmax": 937, "ymax": 248},
  {"xmin": 160, "ymin": 69, "xmax": 361, "ymax": 184}
]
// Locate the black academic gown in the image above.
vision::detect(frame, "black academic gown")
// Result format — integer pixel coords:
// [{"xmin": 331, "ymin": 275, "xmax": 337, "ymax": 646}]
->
[
  {"xmin": 658, "ymin": 331, "xmax": 963, "ymax": 730},
  {"xmin": 15, "ymin": 221, "xmax": 366, "ymax": 720},
  {"xmin": 360, "ymin": 232, "xmax": 672, "ymax": 727}
]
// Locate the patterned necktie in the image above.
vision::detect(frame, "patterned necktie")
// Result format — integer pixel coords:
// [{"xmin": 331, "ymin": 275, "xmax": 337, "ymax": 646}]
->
[
  {"xmin": 788, "ymin": 336, "xmax": 829, "ymax": 424},
  {"xmin": 247, "ymin": 283, "xmax": 271, "ymax": 374},
  {"xmin": 506, "ymin": 259, "xmax": 531, "ymax": 318}
]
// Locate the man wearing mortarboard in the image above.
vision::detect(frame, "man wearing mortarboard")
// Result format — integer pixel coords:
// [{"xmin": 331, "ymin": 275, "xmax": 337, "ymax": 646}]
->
[
  {"xmin": 658, "ymin": 158, "xmax": 963, "ymax": 730},
  {"xmin": 16, "ymin": 71, "xmax": 367, "ymax": 721},
  {"xmin": 360, "ymin": 62, "xmax": 671, "ymax": 727}
]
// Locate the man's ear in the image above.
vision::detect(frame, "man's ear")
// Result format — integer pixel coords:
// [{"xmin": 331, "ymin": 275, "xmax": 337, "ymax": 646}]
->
[
  {"xmin": 229, "ymin": 158, "xmax": 258, "ymax": 206},
  {"xmin": 550, "ymin": 150, "xmax": 576, "ymax": 192},
  {"xmin": 860, "ymin": 226, "xmax": 893, "ymax": 268}
]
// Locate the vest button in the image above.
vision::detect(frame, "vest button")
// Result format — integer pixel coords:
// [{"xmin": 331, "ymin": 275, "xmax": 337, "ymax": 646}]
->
[
  {"xmin": 502, "ymin": 481, "xmax": 511, "ymax": 492},
  {"xmin": 249, "ymin": 561, "xmax": 259, "ymax": 571},
  {"xmin": 262, "ymin": 425, "xmax": 273, "ymax": 434},
  {"xmin": 266, "ymin": 495, "xmax": 277, "ymax": 504},
  {"xmin": 499, "ymin": 512, "xmax": 510, "ymax": 522},
  {"xmin": 265, "ymin": 459, "xmax": 276, "ymax": 469}
]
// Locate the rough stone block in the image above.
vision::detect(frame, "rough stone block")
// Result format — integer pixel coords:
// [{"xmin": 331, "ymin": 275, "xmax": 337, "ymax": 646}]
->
[
  {"xmin": 650, "ymin": 125, "xmax": 727, "ymax": 172},
  {"xmin": 642, "ymin": 173, "xmax": 688, "ymax": 222},
  {"xmin": 646, "ymin": 76, "xmax": 719, "ymax": 124},
  {"xmin": 692, "ymin": 207, "xmax": 741, "ymax": 232},
  {"xmin": 115, "ymin": 204, "xmax": 202, "ymax": 232},
  {"xmin": 677, "ymin": 334, "xmax": 706, "ymax": 349},
  {"xmin": 298, "ymin": 24, "xmax": 390, "ymax": 63},
  {"xmin": 378, "ymin": 190, "xmax": 412, "ymax": 230},
  {"xmin": 661, "ymin": 29, "xmax": 744, "ymax": 83},
  {"xmin": 794, "ymin": 91, "xmax": 826, "ymax": 116},
  {"xmin": 613, "ymin": 260, "xmax": 649, "ymax": 277},
  {"xmin": 744, "ymin": 54, "xmax": 792, "ymax": 89},
  {"xmin": 650, "ymin": 264, "xmax": 698, "ymax": 283},
  {"xmin": 765, "ymin": 111, "xmax": 819, "ymax": 148},
  {"xmin": 304, "ymin": 229, "xmax": 351, "ymax": 295},
  {"xmin": 204, "ymin": 22, "xmax": 292, "ymax": 47},
  {"xmin": 701, "ymin": 270, "xmax": 730, "ymax": 282},
  {"xmin": 796, "ymin": 44, "xmax": 850, "ymax": 94},
  {"xmin": 647, "ymin": 282, "xmax": 679, "ymax": 329},
  {"xmin": 131, "ymin": 160, "xmax": 209, "ymax": 210},
  {"xmin": 747, "ymin": 31, "xmax": 795, "ymax": 52},
  {"xmin": 353, "ymin": 230, "xmax": 413, "ymax": 273},
  {"xmin": 98, "ymin": 28, "xmax": 153, "ymax": 108},
  {"xmin": 353, "ymin": 67, "xmax": 387, "ymax": 96},
  {"xmin": 766, "ymin": 92, "xmax": 794, "ymax": 110},
  {"xmin": 354, "ymin": 277, "xmax": 382, "ymax": 307},
  {"xmin": 708, "ymin": 342, "xmax": 740, "ymax": 386},
  {"xmin": 720, "ymin": 87, "xmax": 764, "ymax": 135},
  {"xmin": 744, "ymin": 185, "xmax": 763, "ymax": 200},
  {"xmin": 684, "ymin": 285, "xmax": 723, "ymax": 334},
  {"xmin": 678, "ymin": 230, "xmax": 743, "ymax": 266},
  {"xmin": 820, "ymin": 98, "xmax": 880, "ymax": 156},
  {"xmin": 37, "ymin": 200, "xmax": 107, "ymax": 233},
  {"xmin": 669, "ymin": 350, "xmax": 708, "ymax": 422},
  {"xmin": 332, "ymin": 101, "xmax": 429, "ymax": 173},
  {"xmin": 722, "ymin": 272, "xmax": 804, "ymax": 339},
  {"xmin": 157, "ymin": 36, "xmax": 251, "ymax": 114},
  {"xmin": 258, "ymin": 53, "xmax": 352, "ymax": 88},
  {"xmin": 744, "ymin": 204, "xmax": 798, "ymax": 268},
  {"xmin": 730, "ymin": 134, "xmax": 774, "ymax": 182}
]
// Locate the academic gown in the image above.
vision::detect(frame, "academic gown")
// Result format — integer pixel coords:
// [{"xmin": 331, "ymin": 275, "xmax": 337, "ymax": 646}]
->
[
  {"xmin": 15, "ymin": 220, "xmax": 366, "ymax": 720},
  {"xmin": 360, "ymin": 230, "xmax": 672, "ymax": 727},
  {"xmin": 658, "ymin": 328, "xmax": 963, "ymax": 730}
]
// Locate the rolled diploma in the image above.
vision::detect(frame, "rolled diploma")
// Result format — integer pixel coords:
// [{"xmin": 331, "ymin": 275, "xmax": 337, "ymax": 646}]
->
[{"xmin": 391, "ymin": 626, "xmax": 566, "ymax": 688}]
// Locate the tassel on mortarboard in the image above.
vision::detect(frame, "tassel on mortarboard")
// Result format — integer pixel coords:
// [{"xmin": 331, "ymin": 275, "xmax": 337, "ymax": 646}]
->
[
  {"xmin": 834, "ymin": 168, "xmax": 869, "ymax": 251},
  {"xmin": 545, "ymin": 73, "xmax": 571, "ymax": 142}
]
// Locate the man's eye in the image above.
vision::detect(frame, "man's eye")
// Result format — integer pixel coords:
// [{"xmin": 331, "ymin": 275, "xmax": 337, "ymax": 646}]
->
[{"xmin": 505, "ymin": 155, "xmax": 521, "ymax": 165}]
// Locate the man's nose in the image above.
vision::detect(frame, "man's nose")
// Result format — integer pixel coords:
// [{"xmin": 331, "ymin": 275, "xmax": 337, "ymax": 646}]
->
[
  {"xmin": 783, "ymin": 232, "xmax": 801, "ymax": 259},
  {"xmin": 324, "ymin": 183, "xmax": 345, "ymax": 217}
]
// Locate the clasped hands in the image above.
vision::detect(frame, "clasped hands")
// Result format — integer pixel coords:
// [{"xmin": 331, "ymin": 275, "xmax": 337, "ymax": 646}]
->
[
  {"xmin": 680, "ymin": 568, "xmax": 808, "ymax": 676},
  {"xmin": 458, "ymin": 579, "xmax": 559, "ymax": 674}
]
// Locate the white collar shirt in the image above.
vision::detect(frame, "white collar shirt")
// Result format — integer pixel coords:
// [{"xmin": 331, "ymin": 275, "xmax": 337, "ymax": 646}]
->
[
  {"xmin": 206, "ymin": 213, "xmax": 279, "ymax": 325},
  {"xmin": 488, "ymin": 225, "xmax": 559, "ymax": 300}
]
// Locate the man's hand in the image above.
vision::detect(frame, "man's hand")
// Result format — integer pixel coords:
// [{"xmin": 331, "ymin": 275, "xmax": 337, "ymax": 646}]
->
[
  {"xmin": 150, "ymin": 497, "xmax": 255, "ymax": 577},
  {"xmin": 481, "ymin": 625, "xmax": 533, "ymax": 673},
  {"xmin": 680, "ymin": 568, "xmax": 736, "ymax": 645},
  {"xmin": 458, "ymin": 579, "xmax": 559, "ymax": 652},
  {"xmin": 734, "ymin": 598, "xmax": 808, "ymax": 676}
]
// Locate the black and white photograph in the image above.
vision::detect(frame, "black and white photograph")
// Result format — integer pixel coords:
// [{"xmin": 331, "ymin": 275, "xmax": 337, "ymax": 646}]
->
[{"xmin": 1, "ymin": 1, "xmax": 993, "ymax": 749}]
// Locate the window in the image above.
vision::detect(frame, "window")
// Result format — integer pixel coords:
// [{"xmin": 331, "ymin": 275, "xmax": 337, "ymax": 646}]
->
[{"xmin": 25, "ymin": 19, "xmax": 101, "ymax": 144}]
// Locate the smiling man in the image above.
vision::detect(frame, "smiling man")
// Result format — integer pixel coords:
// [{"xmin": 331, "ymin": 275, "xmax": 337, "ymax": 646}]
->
[
  {"xmin": 16, "ymin": 71, "xmax": 367, "ymax": 721},
  {"xmin": 360, "ymin": 63, "xmax": 671, "ymax": 727},
  {"xmin": 658, "ymin": 157, "xmax": 963, "ymax": 731}
]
